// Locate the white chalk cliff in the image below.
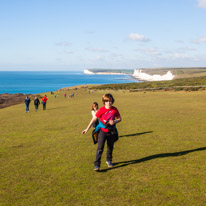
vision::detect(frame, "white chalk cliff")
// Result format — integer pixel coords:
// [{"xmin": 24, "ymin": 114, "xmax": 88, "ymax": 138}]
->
[
  {"xmin": 133, "ymin": 69, "xmax": 175, "ymax": 81},
  {"xmin": 84, "ymin": 69, "xmax": 95, "ymax": 74}
]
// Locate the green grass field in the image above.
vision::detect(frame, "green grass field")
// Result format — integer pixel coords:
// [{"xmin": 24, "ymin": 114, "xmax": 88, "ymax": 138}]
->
[{"xmin": 0, "ymin": 88, "xmax": 206, "ymax": 206}]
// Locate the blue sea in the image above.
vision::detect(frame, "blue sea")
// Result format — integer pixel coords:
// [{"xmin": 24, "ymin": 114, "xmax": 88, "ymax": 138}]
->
[{"xmin": 0, "ymin": 71, "xmax": 138, "ymax": 94}]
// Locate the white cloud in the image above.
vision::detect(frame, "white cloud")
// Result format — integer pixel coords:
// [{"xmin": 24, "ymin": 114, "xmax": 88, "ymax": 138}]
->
[
  {"xmin": 172, "ymin": 53, "xmax": 190, "ymax": 59},
  {"xmin": 87, "ymin": 30, "xmax": 96, "ymax": 34},
  {"xmin": 176, "ymin": 47, "xmax": 196, "ymax": 53},
  {"xmin": 90, "ymin": 55, "xmax": 104, "ymax": 62},
  {"xmin": 128, "ymin": 33, "xmax": 150, "ymax": 42},
  {"xmin": 55, "ymin": 41, "xmax": 71, "ymax": 47},
  {"xmin": 171, "ymin": 53, "xmax": 199, "ymax": 61},
  {"xmin": 93, "ymin": 55, "xmax": 101, "ymax": 60},
  {"xmin": 86, "ymin": 47, "xmax": 109, "ymax": 53},
  {"xmin": 176, "ymin": 40, "xmax": 184, "ymax": 43},
  {"xmin": 136, "ymin": 47, "xmax": 161, "ymax": 55},
  {"xmin": 163, "ymin": 47, "xmax": 196, "ymax": 55},
  {"xmin": 110, "ymin": 53, "xmax": 124, "ymax": 58},
  {"xmin": 65, "ymin": 49, "xmax": 73, "ymax": 54},
  {"xmin": 192, "ymin": 36, "xmax": 206, "ymax": 44},
  {"xmin": 197, "ymin": 0, "xmax": 206, "ymax": 8}
]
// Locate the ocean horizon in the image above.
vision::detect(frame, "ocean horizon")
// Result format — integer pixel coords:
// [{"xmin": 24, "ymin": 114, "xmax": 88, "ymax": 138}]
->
[{"xmin": 0, "ymin": 71, "xmax": 138, "ymax": 94}]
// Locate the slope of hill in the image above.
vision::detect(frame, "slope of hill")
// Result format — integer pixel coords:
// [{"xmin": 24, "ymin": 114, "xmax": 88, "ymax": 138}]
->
[{"xmin": 0, "ymin": 88, "xmax": 206, "ymax": 205}]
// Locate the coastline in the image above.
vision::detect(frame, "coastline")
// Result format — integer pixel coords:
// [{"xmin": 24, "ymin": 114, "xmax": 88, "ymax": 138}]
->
[
  {"xmin": 84, "ymin": 69, "xmax": 175, "ymax": 81},
  {"xmin": 0, "ymin": 69, "xmax": 177, "ymax": 109},
  {"xmin": 0, "ymin": 71, "xmax": 135, "ymax": 95}
]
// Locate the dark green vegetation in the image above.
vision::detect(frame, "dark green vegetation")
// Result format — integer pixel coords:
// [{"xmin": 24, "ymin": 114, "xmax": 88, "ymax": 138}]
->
[
  {"xmin": 0, "ymin": 88, "xmax": 206, "ymax": 205},
  {"xmin": 92, "ymin": 76, "xmax": 206, "ymax": 91}
]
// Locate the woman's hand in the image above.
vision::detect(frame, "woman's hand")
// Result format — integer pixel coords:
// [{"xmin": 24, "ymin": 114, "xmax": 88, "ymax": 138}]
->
[{"xmin": 82, "ymin": 129, "xmax": 88, "ymax": 134}]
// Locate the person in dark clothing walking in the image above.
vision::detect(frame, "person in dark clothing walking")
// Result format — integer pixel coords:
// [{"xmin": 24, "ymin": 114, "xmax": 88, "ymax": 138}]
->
[
  {"xmin": 82, "ymin": 93, "xmax": 121, "ymax": 171},
  {"xmin": 42, "ymin": 95, "xmax": 48, "ymax": 110},
  {"xmin": 34, "ymin": 96, "xmax": 40, "ymax": 112},
  {"xmin": 24, "ymin": 96, "xmax": 31, "ymax": 113}
]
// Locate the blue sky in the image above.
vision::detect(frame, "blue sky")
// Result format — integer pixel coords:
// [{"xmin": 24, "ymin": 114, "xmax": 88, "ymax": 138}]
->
[{"xmin": 0, "ymin": 0, "xmax": 206, "ymax": 71}]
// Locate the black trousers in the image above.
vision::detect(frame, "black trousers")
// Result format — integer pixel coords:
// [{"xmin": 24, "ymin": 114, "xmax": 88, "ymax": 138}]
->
[
  {"xmin": 94, "ymin": 130, "xmax": 114, "ymax": 167},
  {"xmin": 43, "ymin": 103, "xmax": 46, "ymax": 110}
]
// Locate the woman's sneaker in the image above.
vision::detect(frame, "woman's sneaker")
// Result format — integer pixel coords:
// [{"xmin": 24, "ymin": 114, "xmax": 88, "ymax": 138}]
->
[
  {"xmin": 106, "ymin": 161, "xmax": 113, "ymax": 168},
  {"xmin": 94, "ymin": 166, "xmax": 100, "ymax": 171}
]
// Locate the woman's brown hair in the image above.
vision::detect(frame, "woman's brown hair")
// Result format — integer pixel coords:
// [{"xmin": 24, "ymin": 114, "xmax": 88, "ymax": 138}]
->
[{"xmin": 91, "ymin": 102, "xmax": 98, "ymax": 110}]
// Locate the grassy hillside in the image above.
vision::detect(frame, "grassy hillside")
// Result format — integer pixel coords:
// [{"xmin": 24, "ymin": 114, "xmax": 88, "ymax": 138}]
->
[{"xmin": 0, "ymin": 88, "xmax": 206, "ymax": 205}]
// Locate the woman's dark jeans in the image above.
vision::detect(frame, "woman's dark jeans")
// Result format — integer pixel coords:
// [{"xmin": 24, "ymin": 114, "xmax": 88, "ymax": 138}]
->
[
  {"xmin": 25, "ymin": 104, "xmax": 29, "ymax": 112},
  {"xmin": 35, "ymin": 105, "xmax": 39, "ymax": 111}
]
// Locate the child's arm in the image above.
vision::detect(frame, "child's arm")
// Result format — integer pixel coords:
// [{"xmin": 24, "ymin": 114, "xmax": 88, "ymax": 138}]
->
[{"xmin": 82, "ymin": 116, "xmax": 98, "ymax": 134}]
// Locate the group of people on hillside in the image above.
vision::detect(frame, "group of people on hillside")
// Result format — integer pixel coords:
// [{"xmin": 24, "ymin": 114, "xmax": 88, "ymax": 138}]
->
[
  {"xmin": 64, "ymin": 92, "xmax": 75, "ymax": 98},
  {"xmin": 24, "ymin": 95, "xmax": 48, "ymax": 113},
  {"xmin": 25, "ymin": 92, "xmax": 121, "ymax": 172}
]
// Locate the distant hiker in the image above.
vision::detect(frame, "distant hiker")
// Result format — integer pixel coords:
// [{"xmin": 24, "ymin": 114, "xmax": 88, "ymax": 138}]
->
[
  {"xmin": 24, "ymin": 96, "xmax": 31, "ymax": 113},
  {"xmin": 91, "ymin": 102, "xmax": 99, "ymax": 128},
  {"xmin": 42, "ymin": 95, "xmax": 48, "ymax": 110},
  {"xmin": 34, "ymin": 96, "xmax": 40, "ymax": 112},
  {"xmin": 82, "ymin": 93, "xmax": 121, "ymax": 171},
  {"xmin": 64, "ymin": 93, "xmax": 66, "ymax": 98},
  {"xmin": 69, "ymin": 93, "xmax": 74, "ymax": 98}
]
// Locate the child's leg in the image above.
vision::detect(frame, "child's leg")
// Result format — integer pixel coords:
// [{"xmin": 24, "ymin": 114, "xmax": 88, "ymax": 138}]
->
[
  {"xmin": 94, "ymin": 130, "xmax": 106, "ymax": 167},
  {"xmin": 106, "ymin": 134, "xmax": 114, "ymax": 162}
]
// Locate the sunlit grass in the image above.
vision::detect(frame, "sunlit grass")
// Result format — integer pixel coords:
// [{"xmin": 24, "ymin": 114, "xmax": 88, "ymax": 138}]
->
[{"xmin": 0, "ymin": 88, "xmax": 206, "ymax": 205}]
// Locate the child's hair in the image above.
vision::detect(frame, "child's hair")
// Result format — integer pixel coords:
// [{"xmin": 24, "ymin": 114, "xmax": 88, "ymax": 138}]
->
[
  {"xmin": 102, "ymin": 93, "xmax": 115, "ymax": 104},
  {"xmin": 91, "ymin": 102, "xmax": 98, "ymax": 110}
]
